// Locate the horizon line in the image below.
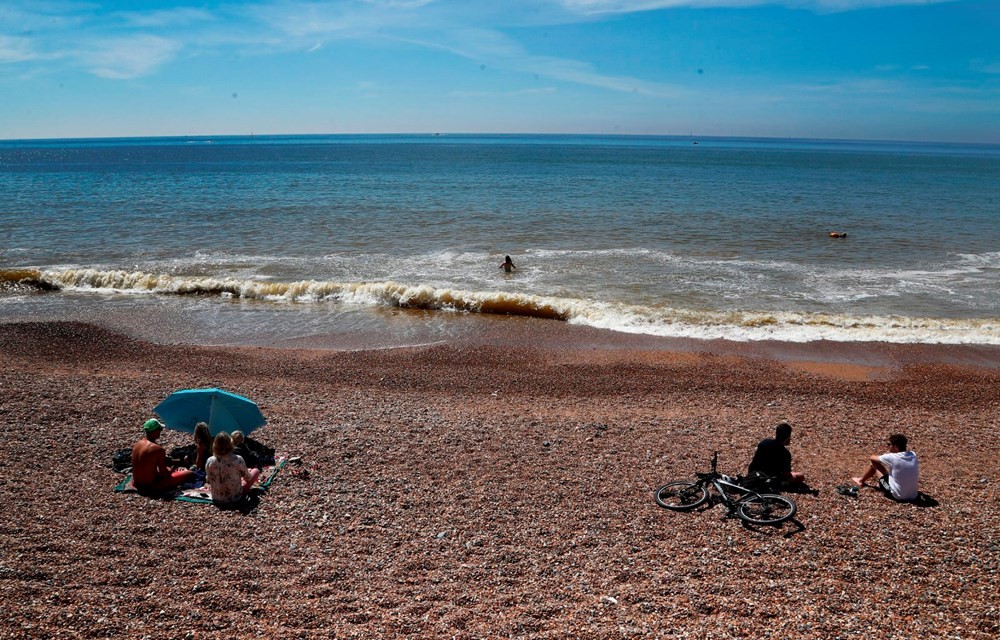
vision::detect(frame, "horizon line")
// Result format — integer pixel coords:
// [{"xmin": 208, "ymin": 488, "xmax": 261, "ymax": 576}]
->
[{"xmin": 2, "ymin": 132, "xmax": 998, "ymax": 148}]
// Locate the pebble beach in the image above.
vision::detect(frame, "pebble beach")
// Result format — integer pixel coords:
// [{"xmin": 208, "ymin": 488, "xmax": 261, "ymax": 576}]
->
[{"xmin": 1, "ymin": 320, "xmax": 998, "ymax": 639}]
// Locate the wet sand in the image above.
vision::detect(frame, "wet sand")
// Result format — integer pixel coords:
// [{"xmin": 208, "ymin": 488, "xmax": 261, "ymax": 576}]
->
[{"xmin": 0, "ymin": 320, "xmax": 998, "ymax": 638}]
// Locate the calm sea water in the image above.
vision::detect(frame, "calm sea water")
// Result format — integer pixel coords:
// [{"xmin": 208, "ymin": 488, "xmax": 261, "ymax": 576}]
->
[{"xmin": 1, "ymin": 134, "xmax": 998, "ymax": 346}]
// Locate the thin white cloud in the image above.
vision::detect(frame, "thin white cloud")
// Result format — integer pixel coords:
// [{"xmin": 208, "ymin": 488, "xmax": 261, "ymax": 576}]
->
[
  {"xmin": 556, "ymin": 0, "xmax": 958, "ymax": 14},
  {"xmin": 904, "ymin": 97, "xmax": 1000, "ymax": 115},
  {"xmin": 795, "ymin": 78, "xmax": 901, "ymax": 95},
  {"xmin": 395, "ymin": 27, "xmax": 689, "ymax": 97},
  {"xmin": 808, "ymin": 0, "xmax": 958, "ymax": 9},
  {"xmin": 247, "ymin": 0, "xmax": 420, "ymax": 38},
  {"xmin": 2, "ymin": 2, "xmax": 192, "ymax": 78},
  {"xmin": 451, "ymin": 86, "xmax": 557, "ymax": 97},
  {"xmin": 0, "ymin": 0, "xmax": 967, "ymax": 91},
  {"xmin": 875, "ymin": 63, "xmax": 932, "ymax": 73},
  {"xmin": 354, "ymin": 80, "xmax": 385, "ymax": 97},
  {"xmin": 80, "ymin": 35, "xmax": 182, "ymax": 80},
  {"xmin": 252, "ymin": 3, "xmax": 690, "ymax": 99},
  {"xmin": 0, "ymin": 35, "xmax": 37, "ymax": 63},
  {"xmin": 365, "ymin": 0, "xmax": 438, "ymax": 7},
  {"xmin": 976, "ymin": 61, "xmax": 1000, "ymax": 75},
  {"xmin": 780, "ymin": 74, "xmax": 1000, "ymax": 125},
  {"xmin": 0, "ymin": 1, "xmax": 91, "ymax": 32},
  {"xmin": 114, "ymin": 8, "xmax": 215, "ymax": 28},
  {"xmin": 700, "ymin": 73, "xmax": 999, "ymax": 135},
  {"xmin": 445, "ymin": 28, "xmax": 525, "ymax": 59},
  {"xmin": 524, "ymin": 54, "xmax": 687, "ymax": 97}
]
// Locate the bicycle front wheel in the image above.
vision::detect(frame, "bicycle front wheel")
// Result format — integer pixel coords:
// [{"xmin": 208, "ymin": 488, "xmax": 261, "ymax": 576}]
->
[
  {"xmin": 737, "ymin": 494, "xmax": 797, "ymax": 525},
  {"xmin": 654, "ymin": 481, "xmax": 709, "ymax": 511}
]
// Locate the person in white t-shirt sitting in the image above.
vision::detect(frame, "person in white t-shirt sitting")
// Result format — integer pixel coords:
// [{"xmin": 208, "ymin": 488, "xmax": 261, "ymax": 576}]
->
[{"xmin": 852, "ymin": 433, "xmax": 919, "ymax": 501}]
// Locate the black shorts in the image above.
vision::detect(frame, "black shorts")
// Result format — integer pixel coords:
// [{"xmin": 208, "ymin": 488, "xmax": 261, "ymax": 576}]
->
[
  {"xmin": 878, "ymin": 475, "xmax": 892, "ymax": 493},
  {"xmin": 877, "ymin": 474, "xmax": 912, "ymax": 502}
]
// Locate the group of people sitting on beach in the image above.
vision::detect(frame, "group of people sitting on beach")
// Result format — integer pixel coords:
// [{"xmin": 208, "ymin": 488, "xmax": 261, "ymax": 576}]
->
[
  {"xmin": 749, "ymin": 422, "xmax": 920, "ymax": 501},
  {"xmin": 130, "ymin": 418, "xmax": 265, "ymax": 506},
  {"xmin": 131, "ymin": 414, "xmax": 918, "ymax": 508}
]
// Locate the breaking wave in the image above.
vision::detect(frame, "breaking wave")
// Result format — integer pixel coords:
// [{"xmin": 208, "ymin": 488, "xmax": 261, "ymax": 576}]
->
[{"xmin": 2, "ymin": 268, "xmax": 998, "ymax": 345}]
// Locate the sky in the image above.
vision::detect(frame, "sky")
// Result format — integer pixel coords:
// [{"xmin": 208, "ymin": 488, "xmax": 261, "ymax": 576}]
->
[{"xmin": 0, "ymin": 0, "xmax": 997, "ymax": 142}]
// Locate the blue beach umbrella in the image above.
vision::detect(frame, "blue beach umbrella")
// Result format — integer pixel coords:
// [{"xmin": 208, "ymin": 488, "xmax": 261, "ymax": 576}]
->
[{"xmin": 153, "ymin": 388, "xmax": 266, "ymax": 437}]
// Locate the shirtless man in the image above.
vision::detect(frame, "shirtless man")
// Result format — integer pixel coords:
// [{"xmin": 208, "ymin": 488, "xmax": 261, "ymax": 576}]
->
[{"xmin": 131, "ymin": 419, "xmax": 195, "ymax": 494}]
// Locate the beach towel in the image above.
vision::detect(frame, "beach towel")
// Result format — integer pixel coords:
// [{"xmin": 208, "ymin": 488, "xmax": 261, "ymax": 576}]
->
[{"xmin": 114, "ymin": 457, "xmax": 288, "ymax": 504}]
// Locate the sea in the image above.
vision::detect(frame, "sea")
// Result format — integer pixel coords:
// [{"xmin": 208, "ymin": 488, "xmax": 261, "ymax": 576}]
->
[{"xmin": 1, "ymin": 134, "xmax": 998, "ymax": 348}]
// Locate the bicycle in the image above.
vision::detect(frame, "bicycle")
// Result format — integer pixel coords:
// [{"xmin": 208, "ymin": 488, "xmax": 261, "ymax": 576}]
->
[{"xmin": 654, "ymin": 451, "xmax": 797, "ymax": 525}]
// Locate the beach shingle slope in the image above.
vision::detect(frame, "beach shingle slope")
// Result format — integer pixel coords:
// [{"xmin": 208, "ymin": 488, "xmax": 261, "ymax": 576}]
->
[{"xmin": 0, "ymin": 321, "xmax": 998, "ymax": 639}]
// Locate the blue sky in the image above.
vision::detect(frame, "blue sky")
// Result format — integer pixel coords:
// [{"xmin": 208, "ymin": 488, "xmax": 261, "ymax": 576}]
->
[{"xmin": 1, "ymin": 0, "xmax": 997, "ymax": 142}]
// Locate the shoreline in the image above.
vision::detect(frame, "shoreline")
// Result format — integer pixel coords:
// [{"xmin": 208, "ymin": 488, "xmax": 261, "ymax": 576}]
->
[
  {"xmin": 5, "ymin": 307, "xmax": 998, "ymax": 370},
  {"xmin": 5, "ymin": 265, "xmax": 1000, "ymax": 348},
  {"xmin": 181, "ymin": 317, "xmax": 1000, "ymax": 378},
  {"xmin": 1, "ymin": 320, "xmax": 998, "ymax": 638}
]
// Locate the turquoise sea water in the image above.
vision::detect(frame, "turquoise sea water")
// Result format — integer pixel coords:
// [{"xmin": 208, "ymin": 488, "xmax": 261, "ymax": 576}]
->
[{"xmin": 1, "ymin": 134, "xmax": 998, "ymax": 346}]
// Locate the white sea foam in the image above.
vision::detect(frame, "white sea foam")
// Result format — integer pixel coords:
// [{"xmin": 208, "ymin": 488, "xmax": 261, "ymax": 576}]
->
[
  {"xmin": 12, "ymin": 268, "xmax": 998, "ymax": 345},
  {"xmin": 569, "ymin": 303, "xmax": 999, "ymax": 345},
  {"xmin": 111, "ymin": 248, "xmax": 996, "ymax": 317},
  {"xmin": 955, "ymin": 252, "xmax": 1000, "ymax": 268},
  {"xmin": 530, "ymin": 248, "xmax": 659, "ymax": 258}
]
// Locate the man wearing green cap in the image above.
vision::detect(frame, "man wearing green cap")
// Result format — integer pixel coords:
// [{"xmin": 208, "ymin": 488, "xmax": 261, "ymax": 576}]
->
[{"xmin": 131, "ymin": 419, "xmax": 195, "ymax": 494}]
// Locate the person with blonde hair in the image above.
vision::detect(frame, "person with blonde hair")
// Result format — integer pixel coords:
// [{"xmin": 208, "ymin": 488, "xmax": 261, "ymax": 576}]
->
[
  {"xmin": 205, "ymin": 432, "xmax": 260, "ymax": 505},
  {"xmin": 231, "ymin": 430, "xmax": 261, "ymax": 470}
]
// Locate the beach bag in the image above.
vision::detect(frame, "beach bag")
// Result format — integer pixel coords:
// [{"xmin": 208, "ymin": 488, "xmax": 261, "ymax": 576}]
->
[
  {"xmin": 111, "ymin": 448, "xmax": 132, "ymax": 473},
  {"xmin": 168, "ymin": 443, "xmax": 197, "ymax": 467},
  {"xmin": 244, "ymin": 437, "xmax": 276, "ymax": 466}
]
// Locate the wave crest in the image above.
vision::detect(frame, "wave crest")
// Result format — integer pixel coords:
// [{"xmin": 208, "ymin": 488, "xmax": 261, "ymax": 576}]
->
[{"xmin": 2, "ymin": 268, "xmax": 997, "ymax": 344}]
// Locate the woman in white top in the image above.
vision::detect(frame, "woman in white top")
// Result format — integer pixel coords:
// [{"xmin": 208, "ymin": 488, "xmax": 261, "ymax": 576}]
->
[{"xmin": 205, "ymin": 432, "xmax": 261, "ymax": 505}]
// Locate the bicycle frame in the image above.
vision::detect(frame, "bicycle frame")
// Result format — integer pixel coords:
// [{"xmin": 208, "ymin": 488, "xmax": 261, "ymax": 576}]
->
[
  {"xmin": 697, "ymin": 452, "xmax": 767, "ymax": 511},
  {"xmin": 709, "ymin": 477, "xmax": 758, "ymax": 509},
  {"xmin": 654, "ymin": 451, "xmax": 798, "ymax": 525}
]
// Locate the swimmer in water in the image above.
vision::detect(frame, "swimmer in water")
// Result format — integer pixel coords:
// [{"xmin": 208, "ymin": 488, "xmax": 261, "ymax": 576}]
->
[
  {"xmin": 829, "ymin": 231, "xmax": 848, "ymax": 238},
  {"xmin": 500, "ymin": 255, "xmax": 516, "ymax": 273}
]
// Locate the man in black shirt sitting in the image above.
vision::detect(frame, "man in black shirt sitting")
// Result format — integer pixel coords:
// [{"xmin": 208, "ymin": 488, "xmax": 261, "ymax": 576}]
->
[{"xmin": 748, "ymin": 422, "xmax": 806, "ymax": 486}]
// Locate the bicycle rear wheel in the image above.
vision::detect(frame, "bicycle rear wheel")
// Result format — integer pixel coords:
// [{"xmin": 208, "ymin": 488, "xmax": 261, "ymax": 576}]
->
[
  {"xmin": 654, "ymin": 481, "xmax": 709, "ymax": 511},
  {"xmin": 737, "ymin": 494, "xmax": 797, "ymax": 525}
]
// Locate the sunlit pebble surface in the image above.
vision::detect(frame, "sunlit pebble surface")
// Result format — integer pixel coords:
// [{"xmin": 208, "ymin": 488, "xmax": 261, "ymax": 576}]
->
[{"xmin": 0, "ymin": 321, "xmax": 998, "ymax": 639}]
